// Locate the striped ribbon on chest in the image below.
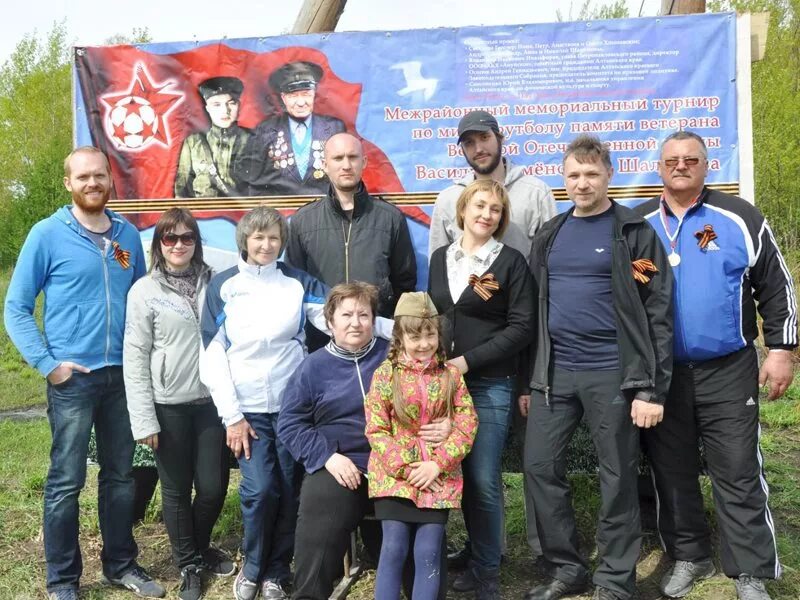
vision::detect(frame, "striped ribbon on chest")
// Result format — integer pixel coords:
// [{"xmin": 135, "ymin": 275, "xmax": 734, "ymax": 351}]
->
[{"xmin": 468, "ymin": 273, "xmax": 500, "ymax": 301}]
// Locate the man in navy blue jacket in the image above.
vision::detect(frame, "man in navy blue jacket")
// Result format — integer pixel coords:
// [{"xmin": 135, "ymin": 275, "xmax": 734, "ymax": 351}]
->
[
  {"xmin": 4, "ymin": 147, "xmax": 163, "ymax": 600},
  {"xmin": 635, "ymin": 130, "xmax": 796, "ymax": 600}
]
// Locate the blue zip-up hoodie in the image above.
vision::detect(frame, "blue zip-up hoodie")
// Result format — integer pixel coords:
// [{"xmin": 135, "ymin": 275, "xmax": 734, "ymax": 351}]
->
[{"xmin": 4, "ymin": 205, "xmax": 146, "ymax": 377}]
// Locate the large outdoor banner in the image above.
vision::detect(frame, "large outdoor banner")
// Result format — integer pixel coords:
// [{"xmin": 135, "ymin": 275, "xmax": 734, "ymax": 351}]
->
[{"xmin": 73, "ymin": 12, "xmax": 740, "ymax": 280}]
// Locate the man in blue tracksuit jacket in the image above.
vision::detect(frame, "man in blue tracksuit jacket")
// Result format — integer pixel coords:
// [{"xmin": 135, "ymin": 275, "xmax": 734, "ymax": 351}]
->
[
  {"xmin": 636, "ymin": 131, "xmax": 797, "ymax": 600},
  {"xmin": 3, "ymin": 147, "xmax": 164, "ymax": 600}
]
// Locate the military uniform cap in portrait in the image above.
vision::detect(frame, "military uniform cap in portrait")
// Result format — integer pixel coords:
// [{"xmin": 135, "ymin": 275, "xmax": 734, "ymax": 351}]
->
[
  {"xmin": 198, "ymin": 76, "xmax": 244, "ymax": 100},
  {"xmin": 236, "ymin": 60, "xmax": 345, "ymax": 197},
  {"xmin": 269, "ymin": 61, "xmax": 324, "ymax": 94}
]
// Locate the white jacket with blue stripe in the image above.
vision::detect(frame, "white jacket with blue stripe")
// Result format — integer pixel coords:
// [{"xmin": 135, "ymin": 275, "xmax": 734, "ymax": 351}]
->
[{"xmin": 199, "ymin": 258, "xmax": 329, "ymax": 426}]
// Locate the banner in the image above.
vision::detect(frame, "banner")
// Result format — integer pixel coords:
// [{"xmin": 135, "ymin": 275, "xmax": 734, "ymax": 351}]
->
[{"xmin": 73, "ymin": 12, "xmax": 740, "ymax": 280}]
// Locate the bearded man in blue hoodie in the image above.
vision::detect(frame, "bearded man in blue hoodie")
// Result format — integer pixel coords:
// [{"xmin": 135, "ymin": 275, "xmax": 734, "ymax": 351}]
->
[{"xmin": 4, "ymin": 147, "xmax": 164, "ymax": 600}]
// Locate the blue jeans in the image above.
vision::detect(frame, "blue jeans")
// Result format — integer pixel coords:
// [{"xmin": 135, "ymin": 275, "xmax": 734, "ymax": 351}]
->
[
  {"xmin": 461, "ymin": 376, "xmax": 514, "ymax": 576},
  {"xmin": 44, "ymin": 367, "xmax": 137, "ymax": 592},
  {"xmin": 238, "ymin": 412, "xmax": 301, "ymax": 583}
]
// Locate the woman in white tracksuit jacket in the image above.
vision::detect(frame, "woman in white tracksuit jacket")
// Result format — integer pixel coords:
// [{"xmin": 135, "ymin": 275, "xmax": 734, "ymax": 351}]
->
[{"xmin": 199, "ymin": 206, "xmax": 331, "ymax": 600}]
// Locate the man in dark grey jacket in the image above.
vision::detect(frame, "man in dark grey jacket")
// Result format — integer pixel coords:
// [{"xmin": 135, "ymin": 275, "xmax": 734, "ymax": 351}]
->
[
  {"xmin": 285, "ymin": 133, "xmax": 417, "ymax": 349},
  {"xmin": 523, "ymin": 135, "xmax": 673, "ymax": 600}
]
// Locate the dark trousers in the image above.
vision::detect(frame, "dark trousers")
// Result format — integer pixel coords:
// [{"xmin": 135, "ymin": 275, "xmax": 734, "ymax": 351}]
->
[
  {"xmin": 292, "ymin": 469, "xmax": 374, "ymax": 599},
  {"xmin": 238, "ymin": 412, "xmax": 301, "ymax": 584},
  {"xmin": 292, "ymin": 469, "xmax": 447, "ymax": 600},
  {"xmin": 524, "ymin": 368, "xmax": 641, "ymax": 599},
  {"xmin": 44, "ymin": 367, "xmax": 138, "ymax": 592},
  {"xmin": 512, "ymin": 402, "xmax": 542, "ymax": 557},
  {"xmin": 154, "ymin": 402, "xmax": 229, "ymax": 569},
  {"xmin": 643, "ymin": 346, "xmax": 781, "ymax": 579}
]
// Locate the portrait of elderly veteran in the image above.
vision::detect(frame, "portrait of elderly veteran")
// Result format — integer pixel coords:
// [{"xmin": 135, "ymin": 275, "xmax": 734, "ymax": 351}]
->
[
  {"xmin": 174, "ymin": 76, "xmax": 251, "ymax": 198},
  {"xmin": 235, "ymin": 60, "xmax": 346, "ymax": 197}
]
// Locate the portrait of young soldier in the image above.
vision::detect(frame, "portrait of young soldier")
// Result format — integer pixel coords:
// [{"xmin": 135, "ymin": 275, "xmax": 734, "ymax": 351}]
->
[
  {"xmin": 174, "ymin": 76, "xmax": 251, "ymax": 198},
  {"xmin": 236, "ymin": 61, "xmax": 346, "ymax": 197}
]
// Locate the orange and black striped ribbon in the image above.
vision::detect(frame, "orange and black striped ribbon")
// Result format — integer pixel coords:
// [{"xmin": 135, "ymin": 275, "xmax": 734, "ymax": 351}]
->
[
  {"xmin": 468, "ymin": 273, "xmax": 500, "ymax": 301},
  {"xmin": 112, "ymin": 241, "xmax": 131, "ymax": 270},
  {"xmin": 632, "ymin": 258, "xmax": 659, "ymax": 284},
  {"xmin": 694, "ymin": 224, "xmax": 717, "ymax": 250}
]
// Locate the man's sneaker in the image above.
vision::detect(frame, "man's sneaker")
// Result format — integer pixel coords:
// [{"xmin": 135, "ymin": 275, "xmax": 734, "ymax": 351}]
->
[
  {"xmin": 261, "ymin": 579, "xmax": 288, "ymax": 599},
  {"xmin": 178, "ymin": 566, "xmax": 203, "ymax": 600},
  {"xmin": 201, "ymin": 546, "xmax": 236, "ymax": 577},
  {"xmin": 233, "ymin": 570, "xmax": 259, "ymax": 600},
  {"xmin": 48, "ymin": 588, "xmax": 79, "ymax": 600},
  {"xmin": 103, "ymin": 565, "xmax": 166, "ymax": 598},
  {"xmin": 734, "ymin": 575, "xmax": 772, "ymax": 600},
  {"xmin": 451, "ymin": 568, "xmax": 477, "ymax": 592},
  {"xmin": 660, "ymin": 559, "xmax": 716, "ymax": 597}
]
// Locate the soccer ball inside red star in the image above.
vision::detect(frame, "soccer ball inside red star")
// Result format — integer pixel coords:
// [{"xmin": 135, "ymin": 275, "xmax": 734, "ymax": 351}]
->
[{"xmin": 107, "ymin": 96, "xmax": 159, "ymax": 149}]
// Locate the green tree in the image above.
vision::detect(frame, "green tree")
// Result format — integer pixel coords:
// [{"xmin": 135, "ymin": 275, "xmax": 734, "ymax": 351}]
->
[
  {"xmin": 708, "ymin": 0, "xmax": 800, "ymax": 252},
  {"xmin": 103, "ymin": 27, "xmax": 152, "ymax": 46},
  {"xmin": 0, "ymin": 22, "xmax": 72, "ymax": 268},
  {"xmin": 0, "ymin": 25, "xmax": 154, "ymax": 267}
]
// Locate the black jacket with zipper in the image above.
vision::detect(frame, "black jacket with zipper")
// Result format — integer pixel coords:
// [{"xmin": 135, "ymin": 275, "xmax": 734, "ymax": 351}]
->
[
  {"xmin": 284, "ymin": 181, "xmax": 417, "ymax": 317},
  {"xmin": 528, "ymin": 201, "xmax": 674, "ymax": 403}
]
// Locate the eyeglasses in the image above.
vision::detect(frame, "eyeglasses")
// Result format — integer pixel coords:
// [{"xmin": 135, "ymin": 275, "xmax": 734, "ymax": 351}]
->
[
  {"xmin": 161, "ymin": 232, "xmax": 197, "ymax": 247},
  {"xmin": 662, "ymin": 156, "xmax": 704, "ymax": 168}
]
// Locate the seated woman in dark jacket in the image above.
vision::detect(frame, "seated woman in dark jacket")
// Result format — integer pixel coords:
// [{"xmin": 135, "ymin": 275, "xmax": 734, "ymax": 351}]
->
[
  {"xmin": 428, "ymin": 179, "xmax": 535, "ymax": 599},
  {"xmin": 278, "ymin": 282, "xmax": 450, "ymax": 600}
]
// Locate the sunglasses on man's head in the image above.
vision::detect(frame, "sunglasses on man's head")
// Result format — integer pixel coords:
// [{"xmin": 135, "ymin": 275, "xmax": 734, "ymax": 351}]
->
[
  {"xmin": 662, "ymin": 156, "xmax": 703, "ymax": 168},
  {"xmin": 161, "ymin": 232, "xmax": 197, "ymax": 247}
]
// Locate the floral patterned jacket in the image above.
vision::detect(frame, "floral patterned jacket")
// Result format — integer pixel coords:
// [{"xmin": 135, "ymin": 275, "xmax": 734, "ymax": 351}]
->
[{"xmin": 365, "ymin": 356, "xmax": 478, "ymax": 509}]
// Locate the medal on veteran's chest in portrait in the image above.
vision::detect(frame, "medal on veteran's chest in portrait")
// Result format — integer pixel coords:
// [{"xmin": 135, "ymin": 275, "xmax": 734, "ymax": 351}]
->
[{"xmin": 311, "ymin": 142, "xmax": 325, "ymax": 178}]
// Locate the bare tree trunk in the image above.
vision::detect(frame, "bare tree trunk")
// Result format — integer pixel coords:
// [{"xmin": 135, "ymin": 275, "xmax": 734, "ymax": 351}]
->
[
  {"xmin": 661, "ymin": 0, "xmax": 706, "ymax": 14},
  {"xmin": 292, "ymin": 0, "xmax": 348, "ymax": 34}
]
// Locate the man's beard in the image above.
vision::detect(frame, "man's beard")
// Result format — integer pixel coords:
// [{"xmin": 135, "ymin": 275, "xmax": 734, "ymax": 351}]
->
[
  {"xmin": 467, "ymin": 149, "xmax": 502, "ymax": 175},
  {"xmin": 72, "ymin": 189, "xmax": 110, "ymax": 214}
]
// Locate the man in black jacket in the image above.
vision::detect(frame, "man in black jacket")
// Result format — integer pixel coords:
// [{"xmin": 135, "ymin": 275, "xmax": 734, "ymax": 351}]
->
[
  {"xmin": 285, "ymin": 132, "xmax": 417, "ymax": 350},
  {"xmin": 523, "ymin": 135, "xmax": 673, "ymax": 600}
]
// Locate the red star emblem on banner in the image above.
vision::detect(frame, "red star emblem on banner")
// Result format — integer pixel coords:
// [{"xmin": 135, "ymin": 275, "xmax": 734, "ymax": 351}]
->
[{"xmin": 101, "ymin": 63, "xmax": 183, "ymax": 150}]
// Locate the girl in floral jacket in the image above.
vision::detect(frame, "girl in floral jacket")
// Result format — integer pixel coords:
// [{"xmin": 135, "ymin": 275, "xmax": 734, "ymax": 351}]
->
[{"xmin": 365, "ymin": 291, "xmax": 478, "ymax": 600}]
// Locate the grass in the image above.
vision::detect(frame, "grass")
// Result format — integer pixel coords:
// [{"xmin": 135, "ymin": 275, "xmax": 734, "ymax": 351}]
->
[
  {"xmin": 0, "ymin": 269, "xmax": 45, "ymax": 412},
  {"xmin": 0, "ymin": 402, "xmax": 796, "ymax": 599},
  {"xmin": 0, "ymin": 266, "xmax": 798, "ymax": 598}
]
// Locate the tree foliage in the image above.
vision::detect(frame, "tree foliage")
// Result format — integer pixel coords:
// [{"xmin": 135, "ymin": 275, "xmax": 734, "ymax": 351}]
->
[
  {"xmin": 709, "ymin": 0, "xmax": 800, "ymax": 252},
  {"xmin": 0, "ymin": 23, "xmax": 72, "ymax": 267},
  {"xmin": 0, "ymin": 26, "xmax": 153, "ymax": 267}
]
